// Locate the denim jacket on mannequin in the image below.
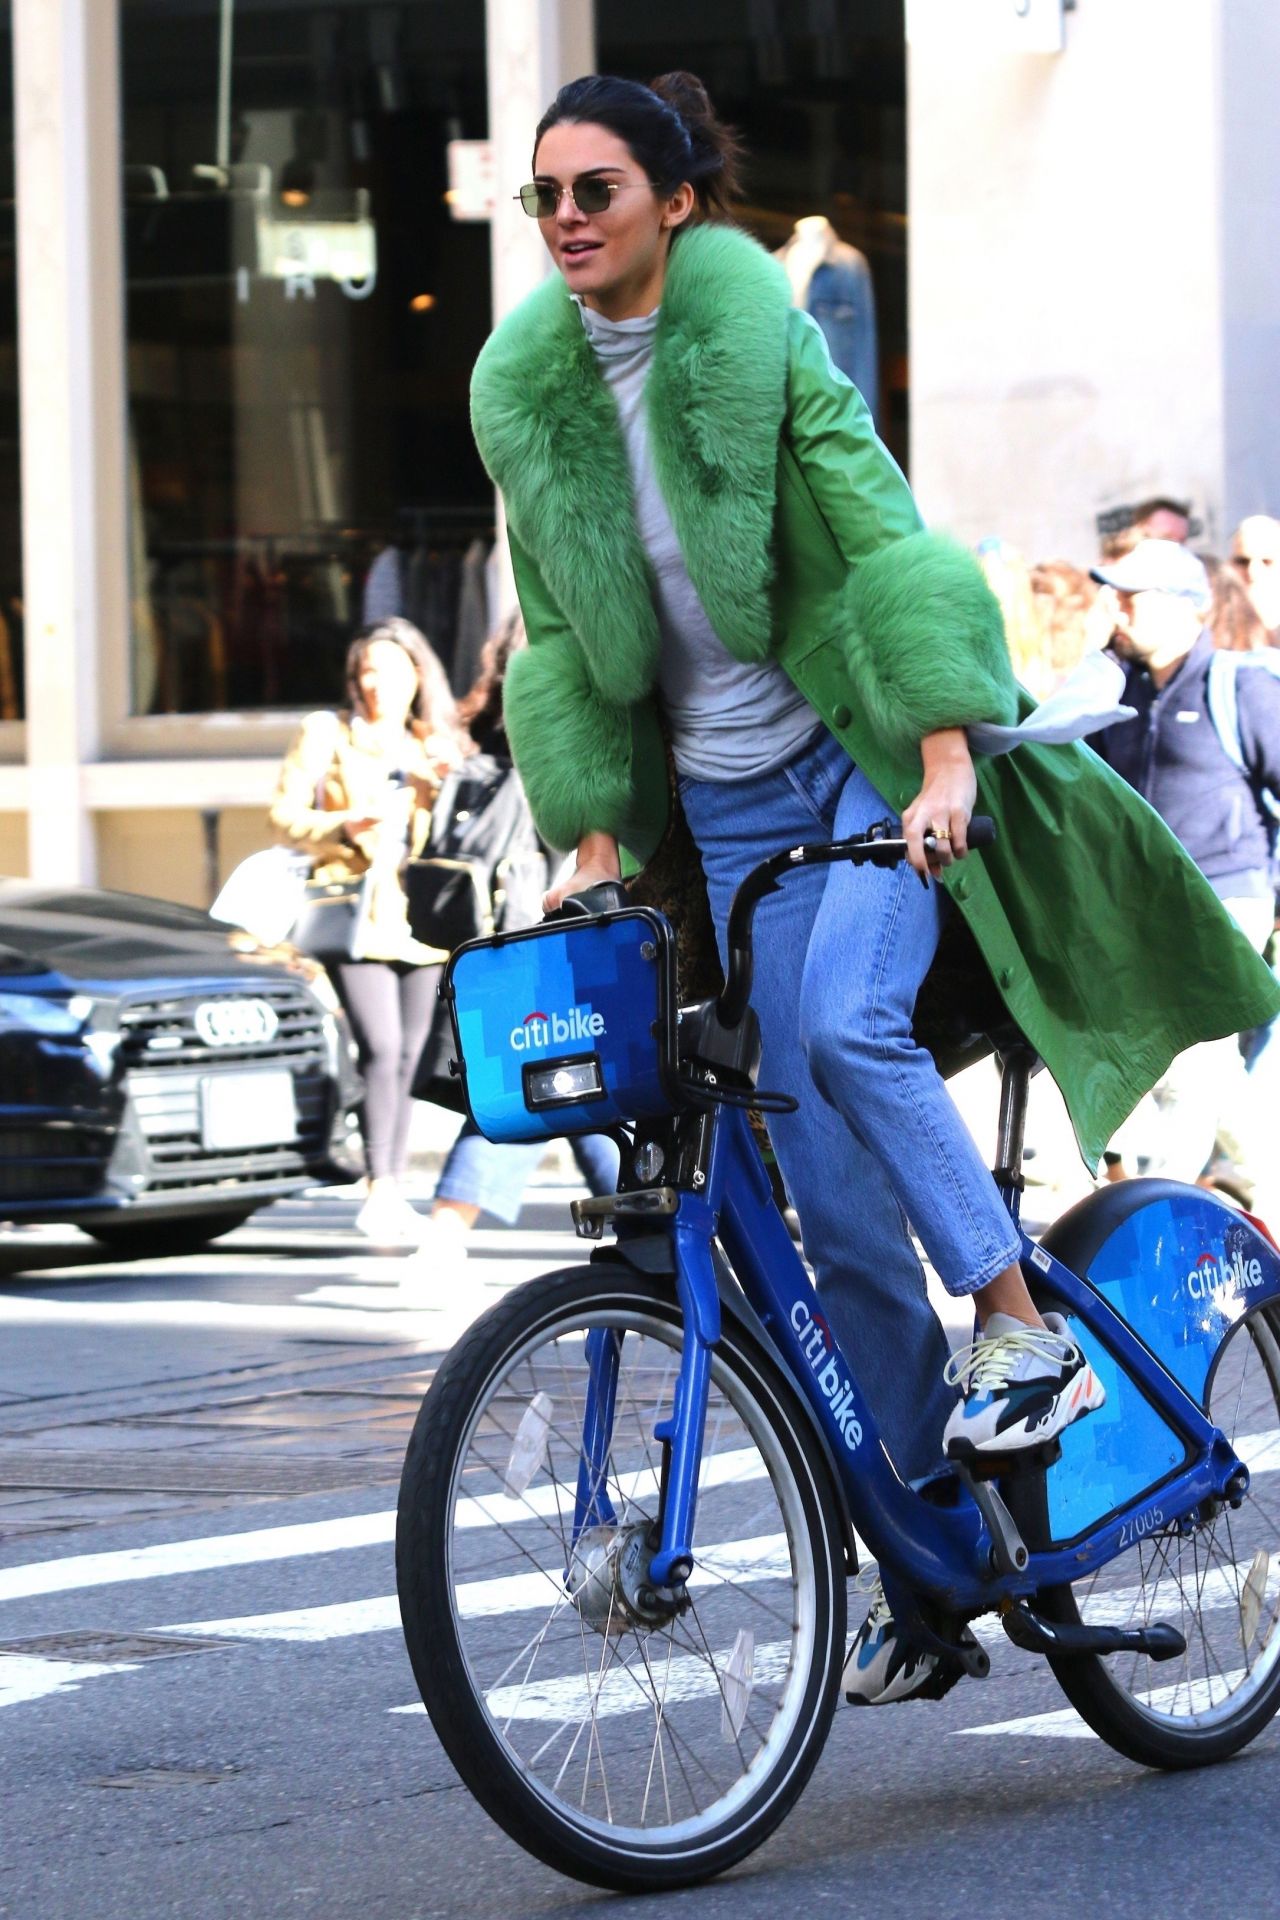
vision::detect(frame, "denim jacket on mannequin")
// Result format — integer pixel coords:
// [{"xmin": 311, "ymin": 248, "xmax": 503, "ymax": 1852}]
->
[{"xmin": 804, "ymin": 249, "xmax": 879, "ymax": 426}]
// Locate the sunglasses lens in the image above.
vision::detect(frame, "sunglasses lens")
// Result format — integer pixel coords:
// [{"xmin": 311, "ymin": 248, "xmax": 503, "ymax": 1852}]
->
[
  {"xmin": 574, "ymin": 179, "xmax": 612, "ymax": 214},
  {"xmin": 518, "ymin": 184, "xmax": 554, "ymax": 218}
]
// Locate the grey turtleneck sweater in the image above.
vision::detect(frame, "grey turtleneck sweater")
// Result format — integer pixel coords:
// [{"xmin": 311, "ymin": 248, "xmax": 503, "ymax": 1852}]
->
[{"xmin": 578, "ymin": 299, "xmax": 820, "ymax": 783}]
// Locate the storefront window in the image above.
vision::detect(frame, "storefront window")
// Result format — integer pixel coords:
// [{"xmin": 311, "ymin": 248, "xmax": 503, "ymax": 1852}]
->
[
  {"xmin": 596, "ymin": 0, "xmax": 908, "ymax": 466},
  {"xmin": 0, "ymin": 4, "xmax": 19, "ymax": 723},
  {"xmin": 120, "ymin": 1, "xmax": 492, "ymax": 718}
]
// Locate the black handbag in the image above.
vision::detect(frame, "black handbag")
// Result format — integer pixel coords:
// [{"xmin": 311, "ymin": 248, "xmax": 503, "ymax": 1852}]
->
[
  {"xmin": 404, "ymin": 858, "xmax": 493, "ymax": 952},
  {"xmin": 405, "ymin": 755, "xmax": 547, "ymax": 952},
  {"xmin": 289, "ymin": 873, "xmax": 372, "ymax": 960}
]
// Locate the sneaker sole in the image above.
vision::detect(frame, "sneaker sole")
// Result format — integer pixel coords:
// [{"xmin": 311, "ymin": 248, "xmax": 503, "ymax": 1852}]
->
[{"xmin": 844, "ymin": 1659, "xmax": 966, "ymax": 1707}]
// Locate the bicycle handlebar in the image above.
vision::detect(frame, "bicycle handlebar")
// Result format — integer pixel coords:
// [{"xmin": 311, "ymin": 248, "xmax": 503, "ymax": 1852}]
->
[
  {"xmin": 717, "ymin": 816, "xmax": 997, "ymax": 1028},
  {"xmin": 549, "ymin": 817, "xmax": 997, "ymax": 1037}
]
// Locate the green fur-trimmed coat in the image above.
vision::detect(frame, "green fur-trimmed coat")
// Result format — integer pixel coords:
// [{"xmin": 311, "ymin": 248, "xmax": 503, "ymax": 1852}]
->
[{"xmin": 470, "ymin": 222, "xmax": 1279, "ymax": 1165}]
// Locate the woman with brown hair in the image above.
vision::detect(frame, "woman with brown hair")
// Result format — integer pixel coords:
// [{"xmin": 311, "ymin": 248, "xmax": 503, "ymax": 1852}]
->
[
  {"xmin": 468, "ymin": 70, "xmax": 1277, "ymax": 1701},
  {"xmin": 271, "ymin": 617, "xmax": 463, "ymax": 1245}
]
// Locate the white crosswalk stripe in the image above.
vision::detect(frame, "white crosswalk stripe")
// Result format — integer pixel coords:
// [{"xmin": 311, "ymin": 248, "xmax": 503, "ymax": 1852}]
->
[
  {"xmin": 0, "ymin": 1654, "xmax": 144, "ymax": 1710},
  {"xmin": 0, "ymin": 1446, "xmax": 770, "ymax": 1604},
  {"xmin": 957, "ymin": 1669, "xmax": 1254, "ymax": 1741}
]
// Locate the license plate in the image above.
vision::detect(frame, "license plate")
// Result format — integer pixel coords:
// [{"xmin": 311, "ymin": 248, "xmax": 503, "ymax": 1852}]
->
[{"xmin": 201, "ymin": 1070, "xmax": 298, "ymax": 1151}]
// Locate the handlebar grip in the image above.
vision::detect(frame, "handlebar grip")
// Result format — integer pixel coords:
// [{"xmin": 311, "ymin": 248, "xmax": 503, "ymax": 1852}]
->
[
  {"xmin": 547, "ymin": 879, "xmax": 630, "ymax": 921},
  {"xmin": 966, "ymin": 815, "xmax": 997, "ymax": 850}
]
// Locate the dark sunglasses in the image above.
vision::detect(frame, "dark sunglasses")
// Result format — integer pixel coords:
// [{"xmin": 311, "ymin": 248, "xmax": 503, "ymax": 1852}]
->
[{"xmin": 515, "ymin": 177, "xmax": 649, "ymax": 219}]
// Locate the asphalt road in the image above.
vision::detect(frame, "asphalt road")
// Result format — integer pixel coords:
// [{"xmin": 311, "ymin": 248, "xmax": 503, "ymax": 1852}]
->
[{"xmin": 0, "ymin": 1190, "xmax": 1275, "ymax": 1920}]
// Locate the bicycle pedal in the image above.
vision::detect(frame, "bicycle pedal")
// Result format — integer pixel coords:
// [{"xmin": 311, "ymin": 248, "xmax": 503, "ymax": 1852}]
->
[
  {"xmin": 907, "ymin": 1658, "xmax": 968, "ymax": 1704},
  {"xmin": 946, "ymin": 1436, "xmax": 1062, "ymax": 1481},
  {"xmin": 1001, "ymin": 1601, "xmax": 1186, "ymax": 1663}
]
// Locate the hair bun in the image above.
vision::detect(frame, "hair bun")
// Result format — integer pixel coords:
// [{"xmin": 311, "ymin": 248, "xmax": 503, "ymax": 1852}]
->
[
  {"xmin": 650, "ymin": 70, "xmax": 713, "ymax": 133},
  {"xmin": 649, "ymin": 69, "xmax": 743, "ymax": 201}
]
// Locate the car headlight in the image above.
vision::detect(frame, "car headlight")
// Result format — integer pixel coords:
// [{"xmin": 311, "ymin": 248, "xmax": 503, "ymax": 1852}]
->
[{"xmin": 0, "ymin": 991, "xmax": 94, "ymax": 1036}]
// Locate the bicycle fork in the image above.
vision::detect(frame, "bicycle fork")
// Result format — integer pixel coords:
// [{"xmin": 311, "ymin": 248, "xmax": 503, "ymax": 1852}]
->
[{"xmin": 571, "ymin": 1191, "xmax": 721, "ymax": 1594}]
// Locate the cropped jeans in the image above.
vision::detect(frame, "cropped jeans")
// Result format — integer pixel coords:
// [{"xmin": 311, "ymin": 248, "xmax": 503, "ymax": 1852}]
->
[
  {"xmin": 435, "ymin": 1125, "xmax": 619, "ymax": 1225},
  {"xmin": 679, "ymin": 727, "xmax": 1021, "ymax": 1479}
]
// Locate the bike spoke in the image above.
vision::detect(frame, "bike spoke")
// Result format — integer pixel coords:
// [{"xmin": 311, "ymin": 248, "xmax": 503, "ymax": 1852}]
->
[
  {"xmin": 1073, "ymin": 1313, "xmax": 1280, "ymax": 1731},
  {"xmin": 435, "ymin": 1304, "xmax": 824, "ymax": 1840}
]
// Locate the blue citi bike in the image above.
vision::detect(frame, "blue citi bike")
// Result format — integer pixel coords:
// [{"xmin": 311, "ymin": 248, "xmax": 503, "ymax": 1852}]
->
[{"xmin": 396, "ymin": 819, "xmax": 1280, "ymax": 1891}]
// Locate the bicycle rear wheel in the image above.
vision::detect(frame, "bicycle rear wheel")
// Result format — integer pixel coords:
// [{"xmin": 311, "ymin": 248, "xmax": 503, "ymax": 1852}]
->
[
  {"xmin": 1041, "ymin": 1302, "xmax": 1280, "ymax": 1765},
  {"xmin": 396, "ymin": 1262, "xmax": 847, "ymax": 1891}
]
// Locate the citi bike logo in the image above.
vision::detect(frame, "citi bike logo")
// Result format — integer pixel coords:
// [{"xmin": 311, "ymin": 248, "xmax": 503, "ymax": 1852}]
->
[
  {"xmin": 1187, "ymin": 1246, "xmax": 1266, "ymax": 1302},
  {"xmin": 790, "ymin": 1300, "xmax": 863, "ymax": 1451},
  {"xmin": 509, "ymin": 1006, "xmax": 605, "ymax": 1052}
]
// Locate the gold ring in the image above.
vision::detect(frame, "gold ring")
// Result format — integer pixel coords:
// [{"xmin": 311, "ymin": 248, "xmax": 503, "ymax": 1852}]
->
[{"xmin": 930, "ymin": 825, "xmax": 951, "ymax": 841}]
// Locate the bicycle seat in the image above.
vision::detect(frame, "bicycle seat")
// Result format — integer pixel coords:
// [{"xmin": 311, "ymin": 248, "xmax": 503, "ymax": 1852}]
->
[{"xmin": 912, "ymin": 913, "xmax": 1036, "ymax": 1078}]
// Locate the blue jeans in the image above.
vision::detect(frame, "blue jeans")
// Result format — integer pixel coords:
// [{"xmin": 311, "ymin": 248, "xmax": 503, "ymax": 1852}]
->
[
  {"xmin": 680, "ymin": 728, "xmax": 1020, "ymax": 1479},
  {"xmin": 435, "ymin": 1124, "xmax": 619, "ymax": 1225}
]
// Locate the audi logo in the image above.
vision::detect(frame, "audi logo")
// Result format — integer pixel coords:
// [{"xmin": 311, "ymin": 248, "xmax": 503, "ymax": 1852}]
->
[{"xmin": 194, "ymin": 998, "xmax": 279, "ymax": 1049}]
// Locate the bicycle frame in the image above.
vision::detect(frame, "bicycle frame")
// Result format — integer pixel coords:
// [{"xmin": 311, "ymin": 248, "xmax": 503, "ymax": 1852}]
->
[{"xmin": 575, "ymin": 1100, "xmax": 1268, "ymax": 1619}]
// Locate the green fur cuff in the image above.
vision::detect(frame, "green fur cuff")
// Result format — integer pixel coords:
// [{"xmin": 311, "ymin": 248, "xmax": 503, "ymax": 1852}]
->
[
  {"xmin": 842, "ymin": 532, "xmax": 1018, "ymax": 761},
  {"xmin": 503, "ymin": 640, "xmax": 635, "ymax": 854}
]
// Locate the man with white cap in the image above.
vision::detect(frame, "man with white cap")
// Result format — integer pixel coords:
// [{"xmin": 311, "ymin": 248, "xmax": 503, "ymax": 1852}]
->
[{"xmin": 1089, "ymin": 539, "xmax": 1280, "ymax": 1205}]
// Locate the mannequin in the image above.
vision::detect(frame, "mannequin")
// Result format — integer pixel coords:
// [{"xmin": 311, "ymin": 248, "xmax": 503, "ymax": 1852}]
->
[{"xmin": 774, "ymin": 214, "xmax": 879, "ymax": 426}]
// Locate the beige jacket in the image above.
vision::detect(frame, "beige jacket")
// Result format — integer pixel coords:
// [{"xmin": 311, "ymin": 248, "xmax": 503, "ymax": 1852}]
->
[{"xmin": 270, "ymin": 710, "xmax": 448, "ymax": 964}]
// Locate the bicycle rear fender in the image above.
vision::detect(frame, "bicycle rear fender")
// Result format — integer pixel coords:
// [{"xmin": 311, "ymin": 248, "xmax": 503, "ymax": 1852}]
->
[{"xmin": 1033, "ymin": 1178, "xmax": 1280, "ymax": 1545}]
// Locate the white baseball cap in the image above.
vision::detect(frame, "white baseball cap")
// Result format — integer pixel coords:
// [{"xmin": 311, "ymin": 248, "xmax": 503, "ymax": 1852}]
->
[{"xmin": 1090, "ymin": 538, "xmax": 1211, "ymax": 607}]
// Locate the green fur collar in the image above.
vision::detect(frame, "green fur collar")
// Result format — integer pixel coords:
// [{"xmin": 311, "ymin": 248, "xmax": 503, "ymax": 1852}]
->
[{"xmin": 470, "ymin": 223, "xmax": 793, "ymax": 703}]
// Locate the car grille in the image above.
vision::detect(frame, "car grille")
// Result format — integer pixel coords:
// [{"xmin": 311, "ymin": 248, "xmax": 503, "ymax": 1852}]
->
[
  {"xmin": 118, "ymin": 984, "xmax": 327, "ymax": 1071},
  {"xmin": 119, "ymin": 983, "xmax": 333, "ymax": 1191}
]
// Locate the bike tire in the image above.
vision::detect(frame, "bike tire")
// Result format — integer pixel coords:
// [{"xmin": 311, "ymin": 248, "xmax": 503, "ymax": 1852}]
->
[
  {"xmin": 396, "ymin": 1261, "xmax": 847, "ymax": 1892},
  {"xmin": 1039, "ymin": 1301, "xmax": 1280, "ymax": 1767}
]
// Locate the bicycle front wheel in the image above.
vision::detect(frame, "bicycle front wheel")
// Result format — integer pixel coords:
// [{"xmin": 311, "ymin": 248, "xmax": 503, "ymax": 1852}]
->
[
  {"xmin": 1042, "ymin": 1302, "xmax": 1280, "ymax": 1765},
  {"xmin": 396, "ymin": 1262, "xmax": 847, "ymax": 1891}
]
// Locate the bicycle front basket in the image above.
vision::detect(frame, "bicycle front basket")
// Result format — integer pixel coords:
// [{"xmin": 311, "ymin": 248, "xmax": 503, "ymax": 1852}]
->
[{"xmin": 442, "ymin": 905, "xmax": 679, "ymax": 1143}]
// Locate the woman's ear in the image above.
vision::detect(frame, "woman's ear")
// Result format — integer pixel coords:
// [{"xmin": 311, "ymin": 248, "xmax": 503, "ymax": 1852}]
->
[{"xmin": 663, "ymin": 181, "xmax": 696, "ymax": 232}]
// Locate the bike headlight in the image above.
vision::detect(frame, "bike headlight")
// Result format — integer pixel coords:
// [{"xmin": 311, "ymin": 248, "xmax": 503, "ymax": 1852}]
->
[{"xmin": 523, "ymin": 1055, "xmax": 604, "ymax": 1110}]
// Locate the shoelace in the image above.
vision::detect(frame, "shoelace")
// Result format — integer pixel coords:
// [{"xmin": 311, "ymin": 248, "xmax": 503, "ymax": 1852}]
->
[
  {"xmin": 854, "ymin": 1565, "xmax": 892, "ymax": 1632},
  {"xmin": 943, "ymin": 1324, "xmax": 1079, "ymax": 1396}
]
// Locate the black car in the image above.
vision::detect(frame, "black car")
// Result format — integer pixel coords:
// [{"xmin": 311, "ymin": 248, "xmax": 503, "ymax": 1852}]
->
[{"xmin": 0, "ymin": 881, "xmax": 361, "ymax": 1257}]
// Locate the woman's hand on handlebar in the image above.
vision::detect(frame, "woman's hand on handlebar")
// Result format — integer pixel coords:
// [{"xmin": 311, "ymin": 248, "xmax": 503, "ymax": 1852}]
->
[
  {"xmin": 901, "ymin": 727, "xmax": 977, "ymax": 879},
  {"xmin": 542, "ymin": 830, "xmax": 622, "ymax": 914}
]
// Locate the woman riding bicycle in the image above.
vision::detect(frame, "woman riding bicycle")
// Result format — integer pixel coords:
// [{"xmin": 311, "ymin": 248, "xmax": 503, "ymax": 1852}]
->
[{"xmin": 468, "ymin": 72, "xmax": 1278, "ymax": 1705}]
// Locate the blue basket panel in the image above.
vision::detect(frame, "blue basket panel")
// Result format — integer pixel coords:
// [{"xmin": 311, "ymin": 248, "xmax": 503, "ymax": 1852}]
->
[
  {"xmin": 1046, "ymin": 1193, "xmax": 1280, "ymax": 1541},
  {"xmin": 451, "ymin": 917, "xmax": 671, "ymax": 1143}
]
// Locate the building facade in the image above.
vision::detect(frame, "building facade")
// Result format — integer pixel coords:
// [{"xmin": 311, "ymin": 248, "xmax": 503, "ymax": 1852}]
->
[{"xmin": 1, "ymin": 0, "xmax": 1276, "ymax": 899}]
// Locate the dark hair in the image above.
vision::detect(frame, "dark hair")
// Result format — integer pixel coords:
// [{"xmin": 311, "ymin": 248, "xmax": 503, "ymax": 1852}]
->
[
  {"xmin": 533, "ymin": 71, "xmax": 744, "ymax": 223},
  {"xmin": 456, "ymin": 608, "xmax": 526, "ymax": 752},
  {"xmin": 344, "ymin": 617, "xmax": 462, "ymax": 742}
]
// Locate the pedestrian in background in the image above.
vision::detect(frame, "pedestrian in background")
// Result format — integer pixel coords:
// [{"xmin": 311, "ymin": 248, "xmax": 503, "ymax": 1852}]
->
[
  {"xmin": 270, "ymin": 619, "xmax": 463, "ymax": 1246},
  {"xmin": 403, "ymin": 612, "xmax": 619, "ymax": 1298},
  {"xmin": 1205, "ymin": 555, "xmax": 1269, "ymax": 653},
  {"xmin": 1088, "ymin": 540, "xmax": 1280, "ymax": 1210},
  {"xmin": 1231, "ymin": 515, "xmax": 1280, "ymax": 644}
]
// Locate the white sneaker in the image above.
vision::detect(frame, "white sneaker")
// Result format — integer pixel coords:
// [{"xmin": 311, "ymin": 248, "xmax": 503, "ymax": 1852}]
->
[
  {"xmin": 943, "ymin": 1312, "xmax": 1105, "ymax": 1458},
  {"xmin": 354, "ymin": 1189, "xmax": 424, "ymax": 1249},
  {"xmin": 393, "ymin": 1210, "xmax": 471, "ymax": 1308}
]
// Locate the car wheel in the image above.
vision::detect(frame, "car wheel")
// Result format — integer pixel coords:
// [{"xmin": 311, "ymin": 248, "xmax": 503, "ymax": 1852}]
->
[{"xmin": 84, "ymin": 1209, "xmax": 256, "ymax": 1259}]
